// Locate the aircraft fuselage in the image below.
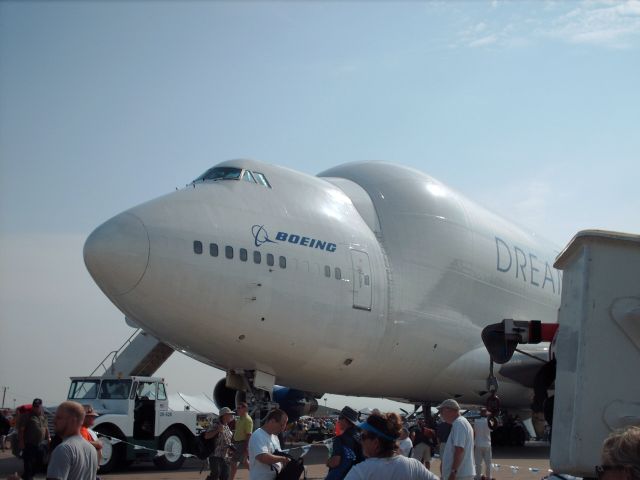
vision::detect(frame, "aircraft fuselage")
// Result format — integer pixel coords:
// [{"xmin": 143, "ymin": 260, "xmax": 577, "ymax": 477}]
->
[{"xmin": 84, "ymin": 160, "xmax": 561, "ymax": 408}]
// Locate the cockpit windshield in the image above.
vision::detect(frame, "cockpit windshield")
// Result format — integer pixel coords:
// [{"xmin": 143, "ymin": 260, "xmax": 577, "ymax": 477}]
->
[
  {"xmin": 193, "ymin": 166, "xmax": 271, "ymax": 188},
  {"xmin": 194, "ymin": 167, "xmax": 243, "ymax": 182}
]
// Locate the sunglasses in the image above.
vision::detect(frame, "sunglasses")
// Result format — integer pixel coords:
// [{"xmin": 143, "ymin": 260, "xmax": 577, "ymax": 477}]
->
[{"xmin": 595, "ymin": 465, "xmax": 631, "ymax": 479}]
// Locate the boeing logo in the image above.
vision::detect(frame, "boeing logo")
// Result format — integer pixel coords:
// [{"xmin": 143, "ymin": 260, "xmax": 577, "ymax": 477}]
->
[
  {"xmin": 251, "ymin": 225, "xmax": 337, "ymax": 253},
  {"xmin": 252, "ymin": 225, "xmax": 277, "ymax": 247}
]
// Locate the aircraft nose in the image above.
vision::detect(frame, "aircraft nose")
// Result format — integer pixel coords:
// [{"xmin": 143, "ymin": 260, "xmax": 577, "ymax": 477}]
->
[{"xmin": 84, "ymin": 212, "xmax": 150, "ymax": 296}]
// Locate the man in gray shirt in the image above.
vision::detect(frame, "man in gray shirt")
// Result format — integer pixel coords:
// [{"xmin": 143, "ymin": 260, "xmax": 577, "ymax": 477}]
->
[{"xmin": 47, "ymin": 401, "xmax": 98, "ymax": 480}]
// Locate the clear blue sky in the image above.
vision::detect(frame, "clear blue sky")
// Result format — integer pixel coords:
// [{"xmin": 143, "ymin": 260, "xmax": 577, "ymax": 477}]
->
[{"xmin": 1, "ymin": 1, "xmax": 639, "ymax": 410}]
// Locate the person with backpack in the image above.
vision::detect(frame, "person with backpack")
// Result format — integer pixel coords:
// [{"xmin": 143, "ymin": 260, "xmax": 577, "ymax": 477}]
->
[
  {"xmin": 204, "ymin": 407, "xmax": 234, "ymax": 480},
  {"xmin": 325, "ymin": 406, "xmax": 364, "ymax": 480}
]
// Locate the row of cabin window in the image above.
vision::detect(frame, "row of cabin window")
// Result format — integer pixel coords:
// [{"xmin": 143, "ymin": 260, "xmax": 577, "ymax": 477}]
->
[{"xmin": 193, "ymin": 240, "xmax": 343, "ymax": 280}]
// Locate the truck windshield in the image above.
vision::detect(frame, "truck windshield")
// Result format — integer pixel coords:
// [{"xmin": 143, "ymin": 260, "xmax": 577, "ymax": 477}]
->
[
  {"xmin": 99, "ymin": 380, "xmax": 132, "ymax": 399},
  {"xmin": 68, "ymin": 380, "xmax": 99, "ymax": 400}
]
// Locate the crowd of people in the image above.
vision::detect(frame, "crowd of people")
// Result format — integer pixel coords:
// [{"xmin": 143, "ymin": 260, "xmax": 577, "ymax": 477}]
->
[
  {"xmin": 237, "ymin": 399, "xmax": 479, "ymax": 480},
  {"xmin": 288, "ymin": 417, "xmax": 336, "ymax": 443},
  {"xmin": 2, "ymin": 397, "xmax": 639, "ymax": 480},
  {"xmin": 4, "ymin": 399, "xmax": 100, "ymax": 480}
]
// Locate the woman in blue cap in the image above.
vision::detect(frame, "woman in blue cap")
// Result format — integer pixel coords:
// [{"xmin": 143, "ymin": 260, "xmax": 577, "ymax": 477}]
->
[{"xmin": 343, "ymin": 412, "xmax": 439, "ymax": 480}]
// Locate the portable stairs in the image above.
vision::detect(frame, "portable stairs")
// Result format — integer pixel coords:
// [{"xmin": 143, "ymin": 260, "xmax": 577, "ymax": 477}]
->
[{"xmin": 91, "ymin": 327, "xmax": 175, "ymax": 377}]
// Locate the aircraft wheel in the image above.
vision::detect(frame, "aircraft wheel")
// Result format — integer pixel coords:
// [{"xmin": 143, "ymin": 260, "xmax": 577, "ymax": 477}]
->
[{"xmin": 153, "ymin": 428, "xmax": 186, "ymax": 470}]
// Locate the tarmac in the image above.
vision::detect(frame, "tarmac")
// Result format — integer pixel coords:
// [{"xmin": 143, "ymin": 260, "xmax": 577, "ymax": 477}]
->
[{"xmin": 0, "ymin": 442, "xmax": 552, "ymax": 480}]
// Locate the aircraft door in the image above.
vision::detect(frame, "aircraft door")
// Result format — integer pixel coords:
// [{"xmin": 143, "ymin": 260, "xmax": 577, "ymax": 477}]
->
[{"xmin": 351, "ymin": 250, "xmax": 372, "ymax": 310}]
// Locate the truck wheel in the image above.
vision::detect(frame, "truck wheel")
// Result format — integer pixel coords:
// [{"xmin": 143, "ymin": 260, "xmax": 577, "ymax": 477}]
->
[
  {"xmin": 95, "ymin": 427, "xmax": 125, "ymax": 473},
  {"xmin": 153, "ymin": 428, "xmax": 186, "ymax": 470}
]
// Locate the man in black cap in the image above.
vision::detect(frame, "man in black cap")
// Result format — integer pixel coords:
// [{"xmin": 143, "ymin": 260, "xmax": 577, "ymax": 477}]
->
[
  {"xmin": 17, "ymin": 398, "xmax": 50, "ymax": 480},
  {"xmin": 325, "ymin": 406, "xmax": 363, "ymax": 480}
]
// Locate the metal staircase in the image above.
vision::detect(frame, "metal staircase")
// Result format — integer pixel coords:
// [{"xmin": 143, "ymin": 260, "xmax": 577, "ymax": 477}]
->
[{"xmin": 91, "ymin": 327, "xmax": 175, "ymax": 377}]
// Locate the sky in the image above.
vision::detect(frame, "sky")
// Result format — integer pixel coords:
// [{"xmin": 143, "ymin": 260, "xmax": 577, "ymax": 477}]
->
[{"xmin": 1, "ymin": 0, "xmax": 639, "ymax": 412}]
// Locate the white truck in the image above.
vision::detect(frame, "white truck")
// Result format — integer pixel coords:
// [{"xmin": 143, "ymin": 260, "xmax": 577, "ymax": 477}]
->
[{"xmin": 67, "ymin": 375, "xmax": 208, "ymax": 472}]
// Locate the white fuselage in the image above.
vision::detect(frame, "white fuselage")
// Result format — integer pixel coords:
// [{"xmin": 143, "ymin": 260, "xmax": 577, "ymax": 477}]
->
[{"xmin": 84, "ymin": 160, "xmax": 561, "ymax": 408}]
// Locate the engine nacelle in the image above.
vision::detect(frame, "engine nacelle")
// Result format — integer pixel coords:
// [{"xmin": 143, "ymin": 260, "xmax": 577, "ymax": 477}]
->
[
  {"xmin": 213, "ymin": 378, "xmax": 237, "ymax": 410},
  {"xmin": 272, "ymin": 386, "xmax": 319, "ymax": 418},
  {"xmin": 212, "ymin": 379, "xmax": 318, "ymax": 420}
]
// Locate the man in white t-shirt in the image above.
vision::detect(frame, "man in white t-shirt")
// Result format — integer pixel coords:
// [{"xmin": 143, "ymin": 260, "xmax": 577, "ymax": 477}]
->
[
  {"xmin": 398, "ymin": 428, "xmax": 413, "ymax": 456},
  {"xmin": 473, "ymin": 408, "xmax": 492, "ymax": 480},
  {"xmin": 248, "ymin": 409, "xmax": 289, "ymax": 480},
  {"xmin": 438, "ymin": 399, "xmax": 475, "ymax": 480},
  {"xmin": 47, "ymin": 401, "xmax": 98, "ymax": 480}
]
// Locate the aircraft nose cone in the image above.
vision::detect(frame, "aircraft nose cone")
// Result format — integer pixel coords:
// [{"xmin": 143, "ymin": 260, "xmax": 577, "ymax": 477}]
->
[{"xmin": 84, "ymin": 212, "xmax": 149, "ymax": 296}]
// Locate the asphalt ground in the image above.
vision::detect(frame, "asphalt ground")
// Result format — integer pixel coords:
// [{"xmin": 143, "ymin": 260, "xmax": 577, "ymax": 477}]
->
[{"xmin": 1, "ymin": 442, "xmax": 551, "ymax": 480}]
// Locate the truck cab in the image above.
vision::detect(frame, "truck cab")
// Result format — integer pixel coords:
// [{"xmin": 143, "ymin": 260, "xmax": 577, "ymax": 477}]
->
[{"xmin": 67, "ymin": 375, "xmax": 205, "ymax": 472}]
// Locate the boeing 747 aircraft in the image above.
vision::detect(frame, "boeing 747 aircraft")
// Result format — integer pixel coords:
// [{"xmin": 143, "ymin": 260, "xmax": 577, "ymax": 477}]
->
[{"xmin": 84, "ymin": 160, "xmax": 561, "ymax": 423}]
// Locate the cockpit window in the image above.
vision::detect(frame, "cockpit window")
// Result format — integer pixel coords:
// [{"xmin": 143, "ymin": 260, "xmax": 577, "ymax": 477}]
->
[
  {"xmin": 194, "ymin": 166, "xmax": 271, "ymax": 188},
  {"xmin": 253, "ymin": 172, "xmax": 271, "ymax": 188},
  {"xmin": 194, "ymin": 167, "xmax": 242, "ymax": 182},
  {"xmin": 242, "ymin": 170, "xmax": 256, "ymax": 183}
]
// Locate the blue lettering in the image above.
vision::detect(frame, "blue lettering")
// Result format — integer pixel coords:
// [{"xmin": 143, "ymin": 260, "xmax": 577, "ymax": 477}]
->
[
  {"xmin": 529, "ymin": 253, "xmax": 539, "ymax": 287},
  {"xmin": 514, "ymin": 247, "xmax": 527, "ymax": 282},
  {"xmin": 496, "ymin": 237, "xmax": 512, "ymax": 273},
  {"xmin": 288, "ymin": 234, "xmax": 300, "ymax": 244},
  {"xmin": 257, "ymin": 228, "xmax": 336, "ymax": 253}
]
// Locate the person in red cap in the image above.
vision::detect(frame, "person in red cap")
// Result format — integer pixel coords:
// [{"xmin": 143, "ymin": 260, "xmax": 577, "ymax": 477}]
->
[{"xmin": 17, "ymin": 398, "xmax": 49, "ymax": 480}]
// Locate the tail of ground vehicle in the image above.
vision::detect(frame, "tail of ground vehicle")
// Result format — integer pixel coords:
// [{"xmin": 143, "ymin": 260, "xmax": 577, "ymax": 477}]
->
[{"xmin": 66, "ymin": 375, "xmax": 207, "ymax": 472}]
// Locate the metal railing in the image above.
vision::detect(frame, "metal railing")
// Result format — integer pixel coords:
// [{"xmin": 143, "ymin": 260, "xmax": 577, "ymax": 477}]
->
[{"xmin": 89, "ymin": 328, "xmax": 141, "ymax": 376}]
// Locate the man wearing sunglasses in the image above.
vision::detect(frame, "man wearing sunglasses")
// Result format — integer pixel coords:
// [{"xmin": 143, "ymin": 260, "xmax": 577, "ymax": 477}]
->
[{"xmin": 437, "ymin": 399, "xmax": 475, "ymax": 480}]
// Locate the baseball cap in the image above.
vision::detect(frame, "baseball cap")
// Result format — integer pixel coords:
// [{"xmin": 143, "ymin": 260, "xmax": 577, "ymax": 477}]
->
[
  {"xmin": 436, "ymin": 399, "xmax": 461, "ymax": 411},
  {"xmin": 83, "ymin": 405, "xmax": 99, "ymax": 417}
]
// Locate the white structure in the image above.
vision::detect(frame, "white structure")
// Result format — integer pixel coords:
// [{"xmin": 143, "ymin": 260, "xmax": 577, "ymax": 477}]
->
[{"xmin": 552, "ymin": 230, "xmax": 640, "ymax": 476}]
